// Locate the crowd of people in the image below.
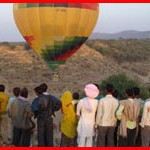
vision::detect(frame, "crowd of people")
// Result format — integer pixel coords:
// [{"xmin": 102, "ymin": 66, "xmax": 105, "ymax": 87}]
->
[{"xmin": 0, "ymin": 83, "xmax": 150, "ymax": 147}]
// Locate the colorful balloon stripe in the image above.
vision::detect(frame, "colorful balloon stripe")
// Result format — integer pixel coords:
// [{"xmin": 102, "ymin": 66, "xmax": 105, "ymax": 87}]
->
[
  {"xmin": 16, "ymin": 3, "xmax": 99, "ymax": 11},
  {"xmin": 41, "ymin": 36, "xmax": 87, "ymax": 61}
]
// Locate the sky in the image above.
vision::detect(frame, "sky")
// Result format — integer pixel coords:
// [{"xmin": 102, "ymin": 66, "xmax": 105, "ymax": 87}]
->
[{"xmin": 0, "ymin": 3, "xmax": 150, "ymax": 42}]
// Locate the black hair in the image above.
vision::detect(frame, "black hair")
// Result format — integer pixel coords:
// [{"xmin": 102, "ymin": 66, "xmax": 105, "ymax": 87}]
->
[
  {"xmin": 126, "ymin": 88, "xmax": 134, "ymax": 97},
  {"xmin": 0, "ymin": 84, "xmax": 5, "ymax": 92},
  {"xmin": 94, "ymin": 84, "xmax": 100, "ymax": 90},
  {"xmin": 34, "ymin": 86, "xmax": 43, "ymax": 95},
  {"xmin": 112, "ymin": 89, "xmax": 119, "ymax": 99},
  {"xmin": 13, "ymin": 87, "xmax": 20, "ymax": 97},
  {"xmin": 106, "ymin": 84, "xmax": 114, "ymax": 93},
  {"xmin": 133, "ymin": 87, "xmax": 140, "ymax": 96},
  {"xmin": 40, "ymin": 83, "xmax": 48, "ymax": 92},
  {"xmin": 73, "ymin": 92, "xmax": 80, "ymax": 100},
  {"xmin": 20, "ymin": 88, "xmax": 28, "ymax": 98}
]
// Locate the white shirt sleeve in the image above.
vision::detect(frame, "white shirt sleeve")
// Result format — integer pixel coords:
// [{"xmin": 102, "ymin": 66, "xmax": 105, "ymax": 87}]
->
[
  {"xmin": 140, "ymin": 102, "xmax": 148, "ymax": 128},
  {"xmin": 72, "ymin": 100, "xmax": 79, "ymax": 105},
  {"xmin": 77, "ymin": 100, "xmax": 82, "ymax": 116}
]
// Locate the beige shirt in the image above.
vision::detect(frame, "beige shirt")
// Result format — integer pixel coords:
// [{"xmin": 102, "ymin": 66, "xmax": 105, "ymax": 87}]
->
[
  {"xmin": 116, "ymin": 99, "xmax": 137, "ymax": 129},
  {"xmin": 140, "ymin": 100, "xmax": 150, "ymax": 127},
  {"xmin": 96, "ymin": 95, "xmax": 118, "ymax": 126}
]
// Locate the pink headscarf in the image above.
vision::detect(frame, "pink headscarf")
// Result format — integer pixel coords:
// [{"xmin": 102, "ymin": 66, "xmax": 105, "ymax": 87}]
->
[
  {"xmin": 84, "ymin": 84, "xmax": 100, "ymax": 99},
  {"xmin": 83, "ymin": 84, "xmax": 99, "ymax": 112}
]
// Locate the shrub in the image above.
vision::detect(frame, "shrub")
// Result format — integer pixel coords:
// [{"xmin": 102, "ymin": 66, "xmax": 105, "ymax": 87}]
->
[
  {"xmin": 9, "ymin": 44, "xmax": 16, "ymax": 50},
  {"xmin": 1, "ymin": 42, "xmax": 10, "ymax": 47},
  {"xmin": 99, "ymin": 74, "xmax": 149, "ymax": 100}
]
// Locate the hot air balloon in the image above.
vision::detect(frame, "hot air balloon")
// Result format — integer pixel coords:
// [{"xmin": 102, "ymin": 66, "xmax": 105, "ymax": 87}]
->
[{"xmin": 13, "ymin": 3, "xmax": 99, "ymax": 71}]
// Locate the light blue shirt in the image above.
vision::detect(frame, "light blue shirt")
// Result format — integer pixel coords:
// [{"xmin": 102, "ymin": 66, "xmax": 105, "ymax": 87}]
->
[{"xmin": 6, "ymin": 96, "xmax": 17, "ymax": 117}]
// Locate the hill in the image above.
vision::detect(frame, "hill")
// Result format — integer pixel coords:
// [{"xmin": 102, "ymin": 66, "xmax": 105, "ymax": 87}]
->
[
  {"xmin": 0, "ymin": 40, "xmax": 149, "ymax": 99},
  {"xmin": 90, "ymin": 30, "xmax": 150, "ymax": 40}
]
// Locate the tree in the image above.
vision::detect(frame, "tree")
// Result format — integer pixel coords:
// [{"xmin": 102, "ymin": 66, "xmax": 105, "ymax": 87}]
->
[{"xmin": 99, "ymin": 74, "xmax": 149, "ymax": 100}]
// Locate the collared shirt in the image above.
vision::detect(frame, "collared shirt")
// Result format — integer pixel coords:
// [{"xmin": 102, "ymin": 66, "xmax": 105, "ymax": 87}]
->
[
  {"xmin": 31, "ymin": 94, "xmax": 61, "ymax": 118},
  {"xmin": 146, "ymin": 98, "xmax": 150, "ymax": 102},
  {"xmin": 43, "ymin": 92, "xmax": 49, "ymax": 95},
  {"xmin": 96, "ymin": 94, "xmax": 118, "ymax": 126},
  {"xmin": 140, "ymin": 100, "xmax": 150, "ymax": 127},
  {"xmin": 11, "ymin": 96, "xmax": 31, "ymax": 129},
  {"xmin": 116, "ymin": 98, "xmax": 137, "ymax": 129},
  {"xmin": 7, "ymin": 96, "xmax": 17, "ymax": 111}
]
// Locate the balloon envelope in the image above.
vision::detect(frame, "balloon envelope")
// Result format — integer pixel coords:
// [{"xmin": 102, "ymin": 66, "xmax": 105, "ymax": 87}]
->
[{"xmin": 13, "ymin": 3, "xmax": 99, "ymax": 71}]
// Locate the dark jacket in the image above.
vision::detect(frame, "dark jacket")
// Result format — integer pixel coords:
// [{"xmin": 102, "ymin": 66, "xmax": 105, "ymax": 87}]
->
[{"xmin": 31, "ymin": 94, "xmax": 61, "ymax": 119}]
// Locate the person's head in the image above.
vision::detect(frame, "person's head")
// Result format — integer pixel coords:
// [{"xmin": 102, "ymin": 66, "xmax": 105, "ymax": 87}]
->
[
  {"xmin": 34, "ymin": 86, "xmax": 43, "ymax": 96},
  {"xmin": 133, "ymin": 87, "xmax": 140, "ymax": 98},
  {"xmin": 125, "ymin": 88, "xmax": 134, "ymax": 98},
  {"xmin": 106, "ymin": 84, "xmax": 114, "ymax": 94},
  {"xmin": 112, "ymin": 89, "xmax": 119, "ymax": 99},
  {"xmin": 84, "ymin": 84, "xmax": 99, "ymax": 99},
  {"xmin": 0, "ymin": 84, "xmax": 5, "ymax": 92},
  {"xmin": 94, "ymin": 84, "xmax": 100, "ymax": 91},
  {"xmin": 20, "ymin": 88, "xmax": 28, "ymax": 98},
  {"xmin": 13, "ymin": 87, "xmax": 20, "ymax": 97},
  {"xmin": 73, "ymin": 92, "xmax": 80, "ymax": 100},
  {"xmin": 40, "ymin": 83, "xmax": 48, "ymax": 93}
]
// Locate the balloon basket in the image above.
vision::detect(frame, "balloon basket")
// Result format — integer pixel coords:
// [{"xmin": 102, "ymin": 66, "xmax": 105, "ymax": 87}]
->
[{"xmin": 52, "ymin": 72, "xmax": 59, "ymax": 81}]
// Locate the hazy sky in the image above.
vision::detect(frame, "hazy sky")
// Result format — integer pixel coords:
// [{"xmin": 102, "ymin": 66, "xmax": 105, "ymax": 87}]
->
[{"xmin": 0, "ymin": 3, "xmax": 150, "ymax": 42}]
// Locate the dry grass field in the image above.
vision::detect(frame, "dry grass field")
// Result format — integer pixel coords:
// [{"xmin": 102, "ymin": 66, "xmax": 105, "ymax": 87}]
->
[{"xmin": 0, "ymin": 43, "xmax": 149, "ymax": 98}]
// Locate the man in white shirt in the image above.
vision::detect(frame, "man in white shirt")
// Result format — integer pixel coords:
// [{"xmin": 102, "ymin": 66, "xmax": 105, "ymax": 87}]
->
[{"xmin": 95, "ymin": 84, "xmax": 118, "ymax": 146}]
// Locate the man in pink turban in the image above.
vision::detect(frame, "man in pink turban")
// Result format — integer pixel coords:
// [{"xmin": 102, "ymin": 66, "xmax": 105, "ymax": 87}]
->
[{"xmin": 76, "ymin": 84, "xmax": 99, "ymax": 147}]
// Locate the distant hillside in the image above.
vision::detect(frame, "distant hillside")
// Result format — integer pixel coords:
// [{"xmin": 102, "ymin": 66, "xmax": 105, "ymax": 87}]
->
[
  {"xmin": 0, "ymin": 40, "xmax": 149, "ymax": 99},
  {"xmin": 90, "ymin": 30, "xmax": 150, "ymax": 40}
]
